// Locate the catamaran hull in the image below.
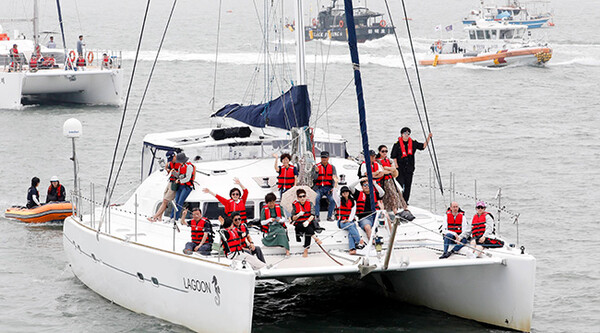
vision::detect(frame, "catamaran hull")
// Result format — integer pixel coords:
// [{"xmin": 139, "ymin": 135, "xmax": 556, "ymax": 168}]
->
[
  {"xmin": 419, "ymin": 47, "xmax": 552, "ymax": 67},
  {"xmin": 370, "ymin": 253, "xmax": 535, "ymax": 332},
  {"xmin": 0, "ymin": 69, "xmax": 123, "ymax": 109},
  {"xmin": 63, "ymin": 217, "xmax": 255, "ymax": 333}
]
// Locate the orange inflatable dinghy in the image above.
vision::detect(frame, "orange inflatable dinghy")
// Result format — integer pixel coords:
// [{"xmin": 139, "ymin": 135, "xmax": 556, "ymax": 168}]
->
[{"xmin": 4, "ymin": 202, "xmax": 74, "ymax": 223}]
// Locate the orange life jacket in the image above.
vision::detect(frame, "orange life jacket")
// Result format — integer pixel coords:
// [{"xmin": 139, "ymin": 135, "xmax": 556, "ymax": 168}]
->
[
  {"xmin": 76, "ymin": 57, "xmax": 86, "ymax": 66},
  {"xmin": 167, "ymin": 161, "xmax": 182, "ymax": 182},
  {"xmin": 379, "ymin": 157, "xmax": 393, "ymax": 180},
  {"xmin": 190, "ymin": 217, "xmax": 212, "ymax": 243},
  {"xmin": 362, "ymin": 161, "xmax": 382, "ymax": 183},
  {"xmin": 446, "ymin": 210, "xmax": 464, "ymax": 235},
  {"xmin": 316, "ymin": 163, "xmax": 334, "ymax": 186},
  {"xmin": 29, "ymin": 56, "xmax": 37, "ymax": 68},
  {"xmin": 293, "ymin": 200, "xmax": 312, "ymax": 226},
  {"xmin": 398, "ymin": 137, "xmax": 413, "ymax": 158},
  {"xmin": 222, "ymin": 229, "xmax": 243, "ymax": 254},
  {"xmin": 177, "ymin": 162, "xmax": 196, "ymax": 187},
  {"xmin": 471, "ymin": 212, "xmax": 489, "ymax": 238},
  {"xmin": 277, "ymin": 165, "xmax": 296, "ymax": 190},
  {"xmin": 356, "ymin": 191, "xmax": 378, "ymax": 214},
  {"xmin": 335, "ymin": 198, "xmax": 354, "ymax": 220},
  {"xmin": 226, "ymin": 199, "xmax": 247, "ymax": 223},
  {"xmin": 262, "ymin": 203, "xmax": 283, "ymax": 233}
]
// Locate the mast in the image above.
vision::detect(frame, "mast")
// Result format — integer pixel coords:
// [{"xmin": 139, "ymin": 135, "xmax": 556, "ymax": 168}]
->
[
  {"xmin": 33, "ymin": 0, "xmax": 39, "ymax": 47},
  {"xmin": 55, "ymin": 0, "xmax": 68, "ymax": 66},
  {"xmin": 294, "ymin": 0, "xmax": 306, "ymax": 85},
  {"xmin": 343, "ymin": 0, "xmax": 377, "ymax": 209}
]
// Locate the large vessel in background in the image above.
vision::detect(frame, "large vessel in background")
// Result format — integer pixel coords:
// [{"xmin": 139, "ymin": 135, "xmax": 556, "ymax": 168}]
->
[
  {"xmin": 0, "ymin": 0, "xmax": 123, "ymax": 109},
  {"xmin": 420, "ymin": 20, "xmax": 552, "ymax": 67},
  {"xmin": 304, "ymin": 0, "xmax": 394, "ymax": 43},
  {"xmin": 462, "ymin": 0, "xmax": 554, "ymax": 29}
]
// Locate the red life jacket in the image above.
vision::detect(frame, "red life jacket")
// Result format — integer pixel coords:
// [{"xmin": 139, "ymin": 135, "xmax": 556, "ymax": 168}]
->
[
  {"xmin": 177, "ymin": 162, "xmax": 196, "ymax": 187},
  {"xmin": 262, "ymin": 203, "xmax": 283, "ymax": 233},
  {"xmin": 362, "ymin": 161, "xmax": 382, "ymax": 183},
  {"xmin": 10, "ymin": 47, "xmax": 19, "ymax": 59},
  {"xmin": 47, "ymin": 184, "xmax": 62, "ymax": 199},
  {"xmin": 222, "ymin": 229, "xmax": 243, "ymax": 254},
  {"xmin": 398, "ymin": 137, "xmax": 414, "ymax": 158},
  {"xmin": 190, "ymin": 217, "xmax": 212, "ymax": 243},
  {"xmin": 76, "ymin": 57, "xmax": 86, "ymax": 66},
  {"xmin": 471, "ymin": 212, "xmax": 489, "ymax": 238},
  {"xmin": 277, "ymin": 165, "xmax": 295, "ymax": 190},
  {"xmin": 29, "ymin": 56, "xmax": 37, "ymax": 68},
  {"xmin": 379, "ymin": 157, "xmax": 393, "ymax": 180},
  {"xmin": 103, "ymin": 56, "xmax": 110, "ymax": 64},
  {"xmin": 226, "ymin": 199, "xmax": 247, "ymax": 223},
  {"xmin": 167, "ymin": 161, "xmax": 182, "ymax": 182},
  {"xmin": 44, "ymin": 57, "xmax": 55, "ymax": 67},
  {"xmin": 315, "ymin": 163, "xmax": 334, "ymax": 187},
  {"xmin": 293, "ymin": 200, "xmax": 312, "ymax": 226},
  {"xmin": 446, "ymin": 210, "xmax": 464, "ymax": 235},
  {"xmin": 236, "ymin": 223, "xmax": 250, "ymax": 248},
  {"xmin": 335, "ymin": 198, "xmax": 354, "ymax": 220},
  {"xmin": 356, "ymin": 191, "xmax": 378, "ymax": 214}
]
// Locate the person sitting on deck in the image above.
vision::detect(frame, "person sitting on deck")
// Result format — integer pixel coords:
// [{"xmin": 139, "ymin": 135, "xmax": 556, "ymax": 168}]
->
[
  {"xmin": 291, "ymin": 188, "xmax": 322, "ymax": 257},
  {"xmin": 76, "ymin": 56, "xmax": 86, "ymax": 68},
  {"xmin": 260, "ymin": 192, "xmax": 290, "ymax": 256},
  {"xmin": 333, "ymin": 186, "xmax": 365, "ymax": 255},
  {"xmin": 232, "ymin": 212, "xmax": 265, "ymax": 263},
  {"xmin": 46, "ymin": 176, "xmax": 66, "ymax": 202},
  {"xmin": 219, "ymin": 216, "xmax": 265, "ymax": 270},
  {"xmin": 101, "ymin": 53, "xmax": 112, "ymax": 69},
  {"xmin": 439, "ymin": 201, "xmax": 470, "ymax": 259},
  {"xmin": 273, "ymin": 153, "xmax": 298, "ymax": 198},
  {"xmin": 26, "ymin": 177, "xmax": 42, "ymax": 209},
  {"xmin": 181, "ymin": 207, "xmax": 213, "ymax": 255},
  {"xmin": 470, "ymin": 201, "xmax": 504, "ymax": 257},
  {"xmin": 148, "ymin": 151, "xmax": 180, "ymax": 222},
  {"xmin": 203, "ymin": 177, "xmax": 249, "ymax": 223},
  {"xmin": 9, "ymin": 44, "xmax": 21, "ymax": 72},
  {"xmin": 348, "ymin": 177, "xmax": 385, "ymax": 240},
  {"xmin": 41, "ymin": 55, "xmax": 55, "ymax": 68}
]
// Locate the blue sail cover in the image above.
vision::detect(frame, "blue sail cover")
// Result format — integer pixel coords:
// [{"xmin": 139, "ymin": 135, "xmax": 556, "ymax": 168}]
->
[{"xmin": 211, "ymin": 85, "xmax": 311, "ymax": 130}]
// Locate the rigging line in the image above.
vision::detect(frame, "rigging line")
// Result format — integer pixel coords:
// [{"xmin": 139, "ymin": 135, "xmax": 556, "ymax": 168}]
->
[
  {"xmin": 210, "ymin": 0, "xmax": 223, "ymax": 112},
  {"xmin": 72, "ymin": 0, "xmax": 84, "ymax": 34},
  {"xmin": 312, "ymin": 77, "xmax": 354, "ymax": 126},
  {"xmin": 101, "ymin": 0, "xmax": 151, "ymax": 210},
  {"xmin": 107, "ymin": 0, "xmax": 179, "ymax": 202},
  {"xmin": 398, "ymin": 0, "xmax": 444, "ymax": 193},
  {"xmin": 314, "ymin": 39, "xmax": 333, "ymax": 129},
  {"xmin": 383, "ymin": 0, "xmax": 443, "ymax": 194}
]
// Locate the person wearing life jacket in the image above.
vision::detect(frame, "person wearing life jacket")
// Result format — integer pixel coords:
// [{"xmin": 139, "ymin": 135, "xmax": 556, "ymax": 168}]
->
[
  {"xmin": 101, "ymin": 53, "xmax": 112, "ymax": 69},
  {"xmin": 29, "ymin": 54, "xmax": 38, "ymax": 70},
  {"xmin": 273, "ymin": 153, "xmax": 298, "ymax": 197},
  {"xmin": 470, "ymin": 201, "xmax": 504, "ymax": 254},
  {"xmin": 181, "ymin": 207, "xmax": 213, "ymax": 255},
  {"xmin": 260, "ymin": 192, "xmax": 290, "ymax": 256},
  {"xmin": 148, "ymin": 151, "xmax": 181, "ymax": 222},
  {"xmin": 439, "ymin": 201, "xmax": 471, "ymax": 259},
  {"xmin": 291, "ymin": 188, "xmax": 322, "ymax": 257},
  {"xmin": 348, "ymin": 177, "xmax": 385, "ymax": 240},
  {"xmin": 169, "ymin": 153, "xmax": 196, "ymax": 221},
  {"xmin": 26, "ymin": 177, "xmax": 42, "ymax": 209},
  {"xmin": 76, "ymin": 56, "xmax": 86, "ymax": 68},
  {"xmin": 376, "ymin": 144, "xmax": 404, "ymax": 215},
  {"xmin": 46, "ymin": 176, "xmax": 66, "ymax": 203},
  {"xmin": 9, "ymin": 44, "xmax": 21, "ymax": 72},
  {"xmin": 232, "ymin": 211, "xmax": 265, "ymax": 263},
  {"xmin": 42, "ymin": 54, "xmax": 55, "ymax": 68},
  {"xmin": 218, "ymin": 216, "xmax": 265, "ymax": 269},
  {"xmin": 333, "ymin": 186, "xmax": 364, "ymax": 255},
  {"xmin": 203, "ymin": 177, "xmax": 249, "ymax": 223},
  {"xmin": 390, "ymin": 127, "xmax": 432, "ymax": 204},
  {"xmin": 312, "ymin": 151, "xmax": 338, "ymax": 222},
  {"xmin": 358, "ymin": 150, "xmax": 385, "ymax": 184}
]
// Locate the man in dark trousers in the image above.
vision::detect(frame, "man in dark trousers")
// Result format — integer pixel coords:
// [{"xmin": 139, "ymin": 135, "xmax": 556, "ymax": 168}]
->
[{"xmin": 390, "ymin": 127, "xmax": 432, "ymax": 204}]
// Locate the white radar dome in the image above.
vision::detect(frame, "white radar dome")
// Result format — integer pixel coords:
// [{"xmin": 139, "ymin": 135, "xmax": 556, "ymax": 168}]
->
[{"xmin": 63, "ymin": 118, "xmax": 83, "ymax": 138}]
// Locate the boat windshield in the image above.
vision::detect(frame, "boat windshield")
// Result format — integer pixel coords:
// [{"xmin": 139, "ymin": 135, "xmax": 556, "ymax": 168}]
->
[
  {"xmin": 469, "ymin": 30, "xmax": 476, "ymax": 40},
  {"xmin": 499, "ymin": 29, "xmax": 514, "ymax": 39}
]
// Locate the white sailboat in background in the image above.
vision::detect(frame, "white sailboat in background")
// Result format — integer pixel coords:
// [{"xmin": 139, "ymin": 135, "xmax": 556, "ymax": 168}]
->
[
  {"xmin": 0, "ymin": 0, "xmax": 123, "ymax": 109},
  {"xmin": 62, "ymin": 0, "xmax": 535, "ymax": 332}
]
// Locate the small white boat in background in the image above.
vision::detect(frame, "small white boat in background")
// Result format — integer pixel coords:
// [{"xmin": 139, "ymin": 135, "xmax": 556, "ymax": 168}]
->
[
  {"xmin": 420, "ymin": 20, "xmax": 552, "ymax": 67},
  {"xmin": 0, "ymin": 0, "xmax": 123, "ymax": 109},
  {"xmin": 462, "ymin": 0, "xmax": 554, "ymax": 29}
]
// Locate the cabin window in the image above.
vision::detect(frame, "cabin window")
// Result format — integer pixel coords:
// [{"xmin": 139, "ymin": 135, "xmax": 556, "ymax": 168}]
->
[
  {"xmin": 314, "ymin": 142, "xmax": 348, "ymax": 158},
  {"xmin": 499, "ymin": 29, "xmax": 514, "ymax": 39},
  {"xmin": 476, "ymin": 30, "xmax": 484, "ymax": 39},
  {"xmin": 469, "ymin": 31, "xmax": 476, "ymax": 39},
  {"xmin": 203, "ymin": 201, "xmax": 256, "ymax": 220},
  {"xmin": 485, "ymin": 30, "xmax": 491, "ymax": 39},
  {"xmin": 491, "ymin": 30, "xmax": 497, "ymax": 39}
]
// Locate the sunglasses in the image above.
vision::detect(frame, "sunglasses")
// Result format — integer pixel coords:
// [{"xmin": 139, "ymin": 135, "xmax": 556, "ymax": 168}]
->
[
  {"xmin": 380, "ymin": 150, "xmax": 388, "ymax": 153},
  {"xmin": 234, "ymin": 218, "xmax": 241, "ymax": 221},
  {"xmin": 476, "ymin": 206, "xmax": 485, "ymax": 209},
  {"xmin": 298, "ymin": 195, "xmax": 306, "ymax": 198},
  {"xmin": 232, "ymin": 193, "xmax": 240, "ymax": 196}
]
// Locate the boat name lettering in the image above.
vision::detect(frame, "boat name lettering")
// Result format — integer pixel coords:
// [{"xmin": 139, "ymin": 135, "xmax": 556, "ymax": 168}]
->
[{"xmin": 182, "ymin": 275, "xmax": 221, "ymax": 306}]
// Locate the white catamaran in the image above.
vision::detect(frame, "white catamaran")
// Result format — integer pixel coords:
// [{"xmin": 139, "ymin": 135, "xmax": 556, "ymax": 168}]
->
[{"xmin": 63, "ymin": 1, "xmax": 535, "ymax": 332}]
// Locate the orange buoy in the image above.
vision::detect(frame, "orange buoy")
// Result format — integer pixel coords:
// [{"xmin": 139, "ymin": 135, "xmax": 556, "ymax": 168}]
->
[
  {"xmin": 379, "ymin": 19, "xmax": 387, "ymax": 27},
  {"xmin": 87, "ymin": 51, "xmax": 94, "ymax": 63},
  {"xmin": 339, "ymin": 20, "xmax": 344, "ymax": 28},
  {"xmin": 68, "ymin": 50, "xmax": 76, "ymax": 62}
]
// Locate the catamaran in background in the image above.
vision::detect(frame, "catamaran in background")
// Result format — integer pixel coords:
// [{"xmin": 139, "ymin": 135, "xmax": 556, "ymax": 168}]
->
[
  {"xmin": 462, "ymin": 0, "xmax": 554, "ymax": 29},
  {"xmin": 0, "ymin": 0, "xmax": 123, "ymax": 109},
  {"xmin": 62, "ymin": 0, "xmax": 535, "ymax": 332}
]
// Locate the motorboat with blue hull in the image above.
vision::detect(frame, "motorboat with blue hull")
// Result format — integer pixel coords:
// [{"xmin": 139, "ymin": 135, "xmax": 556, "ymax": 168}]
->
[{"xmin": 462, "ymin": 0, "xmax": 554, "ymax": 29}]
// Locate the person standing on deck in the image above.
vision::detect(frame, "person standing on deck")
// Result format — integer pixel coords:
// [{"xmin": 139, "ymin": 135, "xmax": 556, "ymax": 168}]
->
[
  {"xmin": 148, "ymin": 151, "xmax": 180, "ymax": 222},
  {"xmin": 170, "ymin": 153, "xmax": 195, "ymax": 221},
  {"xmin": 312, "ymin": 151, "xmax": 338, "ymax": 221},
  {"xmin": 390, "ymin": 127, "xmax": 432, "ymax": 204},
  {"xmin": 76, "ymin": 35, "xmax": 85, "ymax": 56},
  {"xmin": 47, "ymin": 36, "xmax": 56, "ymax": 49}
]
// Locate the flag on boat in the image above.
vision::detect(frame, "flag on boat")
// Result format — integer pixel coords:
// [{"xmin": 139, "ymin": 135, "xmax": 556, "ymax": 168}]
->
[
  {"xmin": 445, "ymin": 24, "xmax": 453, "ymax": 32},
  {"xmin": 434, "ymin": 25, "xmax": 441, "ymax": 31}
]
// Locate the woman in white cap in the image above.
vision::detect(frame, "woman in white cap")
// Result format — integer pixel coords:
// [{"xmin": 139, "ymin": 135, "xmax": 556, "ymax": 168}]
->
[{"xmin": 46, "ymin": 176, "xmax": 66, "ymax": 202}]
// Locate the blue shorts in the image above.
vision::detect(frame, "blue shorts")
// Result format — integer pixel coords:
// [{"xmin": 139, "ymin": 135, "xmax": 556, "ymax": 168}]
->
[{"xmin": 358, "ymin": 215, "xmax": 375, "ymax": 229}]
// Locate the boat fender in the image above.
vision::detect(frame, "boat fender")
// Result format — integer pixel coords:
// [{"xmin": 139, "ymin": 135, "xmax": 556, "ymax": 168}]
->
[
  {"xmin": 68, "ymin": 50, "xmax": 76, "ymax": 63},
  {"xmin": 339, "ymin": 20, "xmax": 344, "ymax": 28},
  {"xmin": 379, "ymin": 19, "xmax": 386, "ymax": 27},
  {"xmin": 87, "ymin": 51, "xmax": 94, "ymax": 63}
]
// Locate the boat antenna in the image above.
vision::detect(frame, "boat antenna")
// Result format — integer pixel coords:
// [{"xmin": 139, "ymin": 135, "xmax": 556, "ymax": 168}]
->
[
  {"xmin": 383, "ymin": 0, "xmax": 444, "ymax": 194},
  {"xmin": 342, "ymin": 0, "xmax": 377, "ymax": 210},
  {"xmin": 210, "ymin": 0, "xmax": 223, "ymax": 112},
  {"xmin": 55, "ymin": 0, "xmax": 68, "ymax": 66}
]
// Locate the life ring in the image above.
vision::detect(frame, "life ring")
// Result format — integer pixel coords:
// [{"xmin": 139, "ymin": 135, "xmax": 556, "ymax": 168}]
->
[
  {"xmin": 339, "ymin": 20, "xmax": 344, "ymax": 28},
  {"xmin": 380, "ymin": 20, "xmax": 386, "ymax": 27},
  {"xmin": 87, "ymin": 51, "xmax": 94, "ymax": 63},
  {"xmin": 435, "ymin": 40, "xmax": 443, "ymax": 51},
  {"xmin": 68, "ymin": 50, "xmax": 76, "ymax": 63}
]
